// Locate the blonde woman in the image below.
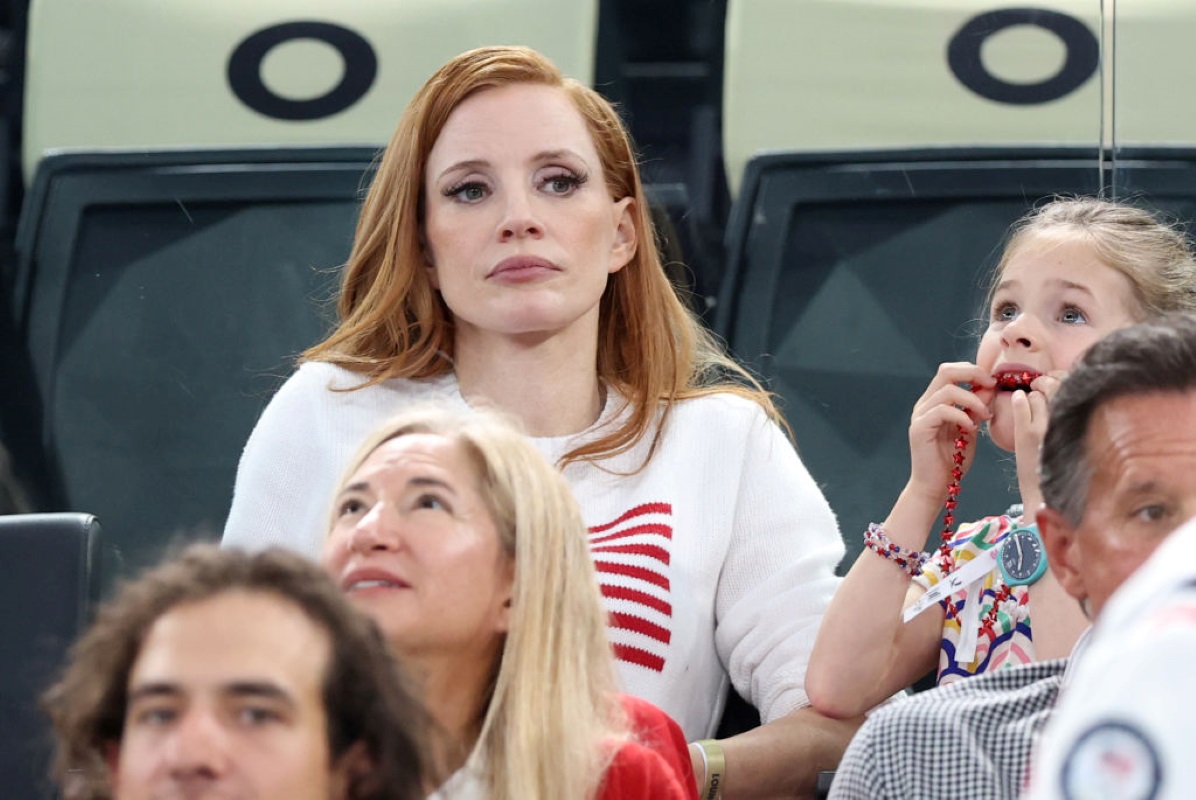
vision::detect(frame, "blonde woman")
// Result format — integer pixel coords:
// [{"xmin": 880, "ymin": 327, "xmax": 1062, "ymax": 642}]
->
[{"xmin": 322, "ymin": 407, "xmax": 693, "ymax": 799}]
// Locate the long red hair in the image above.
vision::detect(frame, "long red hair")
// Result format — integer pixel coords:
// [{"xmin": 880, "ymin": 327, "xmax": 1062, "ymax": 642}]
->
[{"xmin": 305, "ymin": 46, "xmax": 780, "ymax": 468}]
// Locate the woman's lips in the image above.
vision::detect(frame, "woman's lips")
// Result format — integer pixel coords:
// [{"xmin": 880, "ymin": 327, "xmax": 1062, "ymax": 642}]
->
[
  {"xmin": 340, "ymin": 566, "xmax": 410, "ymax": 593},
  {"xmin": 486, "ymin": 255, "xmax": 560, "ymax": 282}
]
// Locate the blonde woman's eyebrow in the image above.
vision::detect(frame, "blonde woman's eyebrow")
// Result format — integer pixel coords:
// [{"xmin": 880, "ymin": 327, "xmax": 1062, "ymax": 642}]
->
[
  {"xmin": 408, "ymin": 475, "xmax": 456, "ymax": 495},
  {"xmin": 341, "ymin": 476, "xmax": 454, "ymax": 497}
]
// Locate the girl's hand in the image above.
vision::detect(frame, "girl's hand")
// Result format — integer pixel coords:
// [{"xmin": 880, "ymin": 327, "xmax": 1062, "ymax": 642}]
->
[
  {"xmin": 907, "ymin": 363, "xmax": 994, "ymax": 503},
  {"xmin": 1011, "ymin": 370, "xmax": 1065, "ymax": 516}
]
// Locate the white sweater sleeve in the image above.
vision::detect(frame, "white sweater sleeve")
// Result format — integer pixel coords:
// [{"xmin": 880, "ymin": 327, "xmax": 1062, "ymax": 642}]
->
[
  {"xmin": 714, "ymin": 406, "xmax": 844, "ymax": 723},
  {"xmin": 221, "ymin": 363, "xmax": 359, "ymax": 558}
]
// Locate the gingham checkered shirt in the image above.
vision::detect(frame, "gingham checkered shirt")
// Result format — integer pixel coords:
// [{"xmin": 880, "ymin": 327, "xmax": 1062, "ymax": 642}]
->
[{"xmin": 828, "ymin": 659, "xmax": 1069, "ymax": 799}]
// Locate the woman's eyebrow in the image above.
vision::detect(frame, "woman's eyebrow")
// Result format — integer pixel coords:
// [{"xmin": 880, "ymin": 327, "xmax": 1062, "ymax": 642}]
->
[
  {"xmin": 437, "ymin": 149, "xmax": 587, "ymax": 180},
  {"xmin": 531, "ymin": 148, "xmax": 583, "ymax": 163},
  {"xmin": 437, "ymin": 158, "xmax": 489, "ymax": 180},
  {"xmin": 407, "ymin": 475, "xmax": 456, "ymax": 495}
]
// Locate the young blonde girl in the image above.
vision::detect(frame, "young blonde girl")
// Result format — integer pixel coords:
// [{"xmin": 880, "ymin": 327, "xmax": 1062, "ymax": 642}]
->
[{"xmin": 806, "ymin": 197, "xmax": 1196, "ymax": 719}]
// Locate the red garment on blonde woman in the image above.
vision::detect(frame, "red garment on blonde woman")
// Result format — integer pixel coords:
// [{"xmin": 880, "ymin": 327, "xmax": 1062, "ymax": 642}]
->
[{"xmin": 601, "ymin": 695, "xmax": 697, "ymax": 799}]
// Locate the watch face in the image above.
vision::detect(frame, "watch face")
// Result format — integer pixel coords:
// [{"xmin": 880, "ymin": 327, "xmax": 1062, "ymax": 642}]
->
[{"xmin": 999, "ymin": 528, "xmax": 1044, "ymax": 584}]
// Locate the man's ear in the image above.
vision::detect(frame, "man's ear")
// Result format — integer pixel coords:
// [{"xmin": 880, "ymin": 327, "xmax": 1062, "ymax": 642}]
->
[
  {"xmin": 608, "ymin": 197, "xmax": 637, "ymax": 274},
  {"xmin": 104, "ymin": 741, "xmax": 121, "ymax": 795},
  {"xmin": 1037, "ymin": 506, "xmax": 1087, "ymax": 609},
  {"xmin": 330, "ymin": 741, "xmax": 373, "ymax": 800}
]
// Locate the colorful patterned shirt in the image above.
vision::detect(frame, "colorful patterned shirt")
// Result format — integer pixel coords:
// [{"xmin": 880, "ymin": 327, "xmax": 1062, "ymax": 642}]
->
[{"xmin": 913, "ymin": 515, "xmax": 1034, "ymax": 684}]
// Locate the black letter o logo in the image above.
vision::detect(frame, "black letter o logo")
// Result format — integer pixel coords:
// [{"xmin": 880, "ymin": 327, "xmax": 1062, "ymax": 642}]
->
[
  {"xmin": 228, "ymin": 21, "xmax": 377, "ymax": 121},
  {"xmin": 947, "ymin": 8, "xmax": 1098, "ymax": 105}
]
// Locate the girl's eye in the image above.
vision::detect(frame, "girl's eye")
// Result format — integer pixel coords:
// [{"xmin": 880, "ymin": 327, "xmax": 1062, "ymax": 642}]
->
[
  {"xmin": 1060, "ymin": 306, "xmax": 1088, "ymax": 324},
  {"xmin": 993, "ymin": 302, "xmax": 1018, "ymax": 322},
  {"xmin": 539, "ymin": 170, "xmax": 587, "ymax": 196},
  {"xmin": 444, "ymin": 181, "xmax": 488, "ymax": 203}
]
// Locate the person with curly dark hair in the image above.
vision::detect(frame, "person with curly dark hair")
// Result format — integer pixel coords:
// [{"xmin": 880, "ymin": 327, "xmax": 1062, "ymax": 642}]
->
[{"xmin": 42, "ymin": 544, "xmax": 426, "ymax": 800}]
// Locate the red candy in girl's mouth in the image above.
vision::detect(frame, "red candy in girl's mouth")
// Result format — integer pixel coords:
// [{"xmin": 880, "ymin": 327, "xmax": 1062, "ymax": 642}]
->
[{"xmin": 994, "ymin": 370, "xmax": 1042, "ymax": 392}]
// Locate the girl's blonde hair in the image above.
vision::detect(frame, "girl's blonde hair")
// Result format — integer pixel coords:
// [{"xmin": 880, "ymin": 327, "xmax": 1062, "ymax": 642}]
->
[
  {"xmin": 304, "ymin": 45, "xmax": 780, "ymax": 470},
  {"xmin": 987, "ymin": 196, "xmax": 1196, "ymax": 319},
  {"xmin": 332, "ymin": 406, "xmax": 626, "ymax": 800}
]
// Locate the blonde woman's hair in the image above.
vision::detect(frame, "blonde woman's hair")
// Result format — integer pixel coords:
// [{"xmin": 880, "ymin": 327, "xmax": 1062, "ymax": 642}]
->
[
  {"xmin": 988, "ymin": 196, "xmax": 1196, "ymax": 319},
  {"xmin": 304, "ymin": 45, "xmax": 781, "ymax": 471},
  {"xmin": 332, "ymin": 407, "xmax": 626, "ymax": 800}
]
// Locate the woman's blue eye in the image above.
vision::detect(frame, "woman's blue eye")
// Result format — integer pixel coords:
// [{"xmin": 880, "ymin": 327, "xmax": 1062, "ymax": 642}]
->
[
  {"xmin": 444, "ymin": 182, "xmax": 487, "ymax": 202},
  {"xmin": 540, "ymin": 171, "xmax": 586, "ymax": 196}
]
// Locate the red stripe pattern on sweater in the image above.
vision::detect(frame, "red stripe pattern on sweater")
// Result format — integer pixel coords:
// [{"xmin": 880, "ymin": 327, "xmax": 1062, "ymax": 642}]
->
[{"xmin": 590, "ymin": 502, "xmax": 673, "ymax": 674}]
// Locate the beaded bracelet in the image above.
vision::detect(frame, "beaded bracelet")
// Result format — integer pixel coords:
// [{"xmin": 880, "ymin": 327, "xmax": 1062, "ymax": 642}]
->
[{"xmin": 863, "ymin": 523, "xmax": 929, "ymax": 577}]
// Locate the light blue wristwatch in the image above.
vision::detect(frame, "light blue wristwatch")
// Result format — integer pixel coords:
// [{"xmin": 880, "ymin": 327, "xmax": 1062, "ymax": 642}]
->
[{"xmin": 997, "ymin": 523, "xmax": 1048, "ymax": 586}]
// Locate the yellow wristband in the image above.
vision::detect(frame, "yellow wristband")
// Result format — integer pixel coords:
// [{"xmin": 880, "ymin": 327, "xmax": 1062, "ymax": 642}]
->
[{"xmin": 696, "ymin": 739, "xmax": 725, "ymax": 800}]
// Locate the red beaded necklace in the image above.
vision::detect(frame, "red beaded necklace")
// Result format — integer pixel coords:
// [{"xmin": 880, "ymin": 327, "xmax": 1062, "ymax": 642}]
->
[{"xmin": 938, "ymin": 371, "xmax": 1037, "ymax": 633}]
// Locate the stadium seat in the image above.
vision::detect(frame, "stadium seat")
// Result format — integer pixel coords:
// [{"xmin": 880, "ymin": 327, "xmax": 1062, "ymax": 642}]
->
[
  {"xmin": 0, "ymin": 512, "xmax": 101, "ymax": 800},
  {"xmin": 10, "ymin": 147, "xmax": 377, "ymax": 587},
  {"xmin": 723, "ymin": 0, "xmax": 1156, "ymax": 194},
  {"xmin": 715, "ymin": 146, "xmax": 1196, "ymax": 569},
  {"xmin": 0, "ymin": 277, "xmax": 42, "ymax": 513},
  {"xmin": 595, "ymin": 0, "xmax": 731, "ymax": 308},
  {"xmin": 23, "ymin": 0, "xmax": 599, "ymax": 180}
]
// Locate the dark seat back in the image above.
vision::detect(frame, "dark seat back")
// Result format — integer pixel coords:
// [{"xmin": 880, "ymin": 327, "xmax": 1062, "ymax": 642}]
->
[
  {"xmin": 715, "ymin": 146, "xmax": 1196, "ymax": 569},
  {"xmin": 0, "ymin": 512, "xmax": 101, "ymax": 800},
  {"xmin": 11, "ymin": 148, "xmax": 378, "ymax": 587}
]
